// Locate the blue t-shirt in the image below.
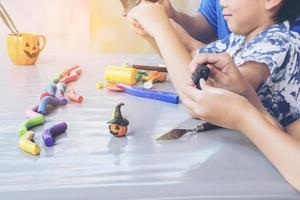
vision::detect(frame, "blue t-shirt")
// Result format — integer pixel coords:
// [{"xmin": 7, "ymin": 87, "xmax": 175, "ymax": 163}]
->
[{"xmin": 198, "ymin": 0, "xmax": 300, "ymax": 40}]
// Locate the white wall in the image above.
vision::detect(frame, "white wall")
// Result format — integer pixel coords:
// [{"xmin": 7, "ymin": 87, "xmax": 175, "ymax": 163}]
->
[
  {"xmin": 0, "ymin": 0, "xmax": 89, "ymax": 54},
  {"xmin": 0, "ymin": 0, "xmax": 201, "ymax": 54}
]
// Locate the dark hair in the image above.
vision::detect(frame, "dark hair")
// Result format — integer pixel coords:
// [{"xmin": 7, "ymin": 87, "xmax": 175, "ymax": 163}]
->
[{"xmin": 275, "ymin": 0, "xmax": 300, "ymax": 23}]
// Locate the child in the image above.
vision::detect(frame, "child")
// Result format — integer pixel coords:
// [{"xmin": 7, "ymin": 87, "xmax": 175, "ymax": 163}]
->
[{"xmin": 127, "ymin": 0, "xmax": 300, "ymax": 191}]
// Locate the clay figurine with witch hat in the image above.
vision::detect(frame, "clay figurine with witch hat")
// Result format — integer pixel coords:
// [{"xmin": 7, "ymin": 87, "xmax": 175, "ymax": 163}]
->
[
  {"xmin": 120, "ymin": 0, "xmax": 159, "ymax": 15},
  {"xmin": 108, "ymin": 103, "xmax": 129, "ymax": 137}
]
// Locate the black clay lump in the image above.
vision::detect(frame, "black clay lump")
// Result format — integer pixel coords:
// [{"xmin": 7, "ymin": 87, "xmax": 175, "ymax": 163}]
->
[{"xmin": 191, "ymin": 64, "xmax": 210, "ymax": 90}]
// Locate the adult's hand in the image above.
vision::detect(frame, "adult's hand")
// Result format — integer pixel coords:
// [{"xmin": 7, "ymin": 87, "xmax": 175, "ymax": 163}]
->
[
  {"xmin": 182, "ymin": 79, "xmax": 253, "ymax": 131},
  {"xmin": 188, "ymin": 52, "xmax": 284, "ymax": 130},
  {"xmin": 157, "ymin": 0, "xmax": 176, "ymax": 18},
  {"xmin": 190, "ymin": 52, "xmax": 253, "ymax": 97}
]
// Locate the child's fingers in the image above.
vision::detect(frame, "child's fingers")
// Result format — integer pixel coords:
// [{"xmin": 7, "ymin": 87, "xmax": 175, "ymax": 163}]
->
[
  {"xmin": 208, "ymin": 65, "xmax": 229, "ymax": 84},
  {"xmin": 126, "ymin": 10, "xmax": 136, "ymax": 23}
]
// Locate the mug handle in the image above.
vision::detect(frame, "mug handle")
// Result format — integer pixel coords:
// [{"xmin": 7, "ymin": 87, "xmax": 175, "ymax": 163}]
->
[{"xmin": 37, "ymin": 35, "xmax": 46, "ymax": 52}]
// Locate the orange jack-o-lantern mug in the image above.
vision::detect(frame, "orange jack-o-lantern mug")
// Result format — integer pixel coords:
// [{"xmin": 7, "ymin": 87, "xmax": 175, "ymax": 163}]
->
[{"xmin": 6, "ymin": 33, "xmax": 46, "ymax": 65}]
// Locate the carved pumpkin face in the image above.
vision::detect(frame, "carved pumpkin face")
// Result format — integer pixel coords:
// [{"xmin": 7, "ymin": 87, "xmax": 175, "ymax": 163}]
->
[
  {"xmin": 23, "ymin": 39, "xmax": 40, "ymax": 59},
  {"xmin": 6, "ymin": 33, "xmax": 46, "ymax": 65},
  {"xmin": 109, "ymin": 124, "xmax": 128, "ymax": 137}
]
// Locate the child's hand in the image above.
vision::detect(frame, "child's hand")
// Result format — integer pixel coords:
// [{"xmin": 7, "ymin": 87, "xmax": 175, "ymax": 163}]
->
[
  {"xmin": 190, "ymin": 53, "xmax": 253, "ymax": 97},
  {"xmin": 182, "ymin": 79, "xmax": 253, "ymax": 131},
  {"xmin": 157, "ymin": 0, "xmax": 176, "ymax": 18},
  {"xmin": 127, "ymin": 1, "xmax": 170, "ymax": 37}
]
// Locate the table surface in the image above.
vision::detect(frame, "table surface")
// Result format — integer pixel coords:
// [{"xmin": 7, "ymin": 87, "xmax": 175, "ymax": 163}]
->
[{"xmin": 0, "ymin": 54, "xmax": 299, "ymax": 200}]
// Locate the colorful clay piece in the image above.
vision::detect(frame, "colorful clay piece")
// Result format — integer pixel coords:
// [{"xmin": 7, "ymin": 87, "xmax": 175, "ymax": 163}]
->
[
  {"xmin": 18, "ymin": 131, "xmax": 41, "ymax": 155},
  {"xmin": 59, "ymin": 66, "xmax": 81, "ymax": 84},
  {"xmin": 18, "ymin": 139, "xmax": 41, "ymax": 155},
  {"xmin": 142, "ymin": 71, "xmax": 166, "ymax": 82},
  {"xmin": 104, "ymin": 66, "xmax": 138, "ymax": 85},
  {"xmin": 108, "ymin": 103, "xmax": 129, "ymax": 137},
  {"xmin": 96, "ymin": 81, "xmax": 104, "ymax": 89},
  {"xmin": 67, "ymin": 88, "xmax": 83, "ymax": 103},
  {"xmin": 25, "ymin": 104, "xmax": 41, "ymax": 118},
  {"xmin": 21, "ymin": 131, "xmax": 35, "ymax": 141},
  {"xmin": 45, "ymin": 82, "xmax": 57, "ymax": 96},
  {"xmin": 191, "ymin": 64, "xmax": 210, "ymax": 90},
  {"xmin": 106, "ymin": 83, "xmax": 125, "ymax": 92},
  {"xmin": 37, "ymin": 96, "xmax": 63, "ymax": 115},
  {"xmin": 50, "ymin": 72, "xmax": 65, "ymax": 84},
  {"xmin": 70, "ymin": 67, "xmax": 82, "ymax": 75},
  {"xmin": 143, "ymin": 80, "xmax": 154, "ymax": 89},
  {"xmin": 40, "ymin": 91, "xmax": 51, "ymax": 100},
  {"xmin": 42, "ymin": 122, "xmax": 68, "ymax": 147},
  {"xmin": 59, "ymin": 73, "xmax": 78, "ymax": 84},
  {"xmin": 18, "ymin": 114, "xmax": 45, "ymax": 137},
  {"xmin": 64, "ymin": 65, "xmax": 79, "ymax": 76},
  {"xmin": 57, "ymin": 82, "xmax": 66, "ymax": 92},
  {"xmin": 17, "ymin": 65, "xmax": 83, "ymax": 156},
  {"xmin": 55, "ymin": 88, "xmax": 68, "ymax": 105}
]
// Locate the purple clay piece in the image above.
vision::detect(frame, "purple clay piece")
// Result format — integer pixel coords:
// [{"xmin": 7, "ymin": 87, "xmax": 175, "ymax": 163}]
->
[
  {"xmin": 55, "ymin": 88, "xmax": 68, "ymax": 105},
  {"xmin": 38, "ymin": 96, "xmax": 64, "ymax": 115},
  {"xmin": 42, "ymin": 122, "xmax": 68, "ymax": 147}
]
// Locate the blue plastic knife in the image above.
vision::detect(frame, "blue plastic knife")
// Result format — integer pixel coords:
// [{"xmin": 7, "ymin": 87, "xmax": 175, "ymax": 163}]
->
[{"xmin": 116, "ymin": 83, "xmax": 180, "ymax": 104}]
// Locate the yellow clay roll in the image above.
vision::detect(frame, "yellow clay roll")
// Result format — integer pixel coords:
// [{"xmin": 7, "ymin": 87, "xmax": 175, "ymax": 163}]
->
[
  {"xmin": 18, "ymin": 139, "xmax": 41, "ymax": 156},
  {"xmin": 104, "ymin": 66, "xmax": 137, "ymax": 85}
]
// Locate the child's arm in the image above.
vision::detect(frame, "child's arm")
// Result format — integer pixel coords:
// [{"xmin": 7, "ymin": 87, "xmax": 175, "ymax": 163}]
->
[
  {"xmin": 182, "ymin": 80, "xmax": 300, "ymax": 192},
  {"xmin": 132, "ymin": 20, "xmax": 205, "ymax": 57},
  {"xmin": 169, "ymin": 20, "xmax": 206, "ymax": 57},
  {"xmin": 238, "ymin": 62, "xmax": 270, "ymax": 92},
  {"xmin": 236, "ymin": 62, "xmax": 284, "ymax": 129},
  {"xmin": 127, "ymin": 1, "xmax": 210, "ymax": 56},
  {"xmin": 148, "ymin": 0, "xmax": 217, "ymax": 43},
  {"xmin": 127, "ymin": 2, "xmax": 194, "ymax": 96},
  {"xmin": 129, "ymin": 16, "xmax": 205, "ymax": 57}
]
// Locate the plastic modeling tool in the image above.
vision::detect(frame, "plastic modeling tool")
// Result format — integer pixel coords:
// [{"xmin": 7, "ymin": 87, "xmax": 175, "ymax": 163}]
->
[{"xmin": 116, "ymin": 83, "xmax": 179, "ymax": 104}]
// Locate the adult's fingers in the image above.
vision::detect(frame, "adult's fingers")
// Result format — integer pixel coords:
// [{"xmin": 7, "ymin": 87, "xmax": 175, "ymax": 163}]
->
[
  {"xmin": 189, "ymin": 53, "xmax": 237, "ymax": 73},
  {"xmin": 181, "ymin": 91, "xmax": 202, "ymax": 118},
  {"xmin": 182, "ymin": 85, "xmax": 207, "ymax": 107},
  {"xmin": 208, "ymin": 65, "xmax": 229, "ymax": 84}
]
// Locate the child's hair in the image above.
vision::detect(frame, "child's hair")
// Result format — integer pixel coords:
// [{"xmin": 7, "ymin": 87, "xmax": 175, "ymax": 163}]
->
[{"xmin": 275, "ymin": 0, "xmax": 300, "ymax": 23}]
